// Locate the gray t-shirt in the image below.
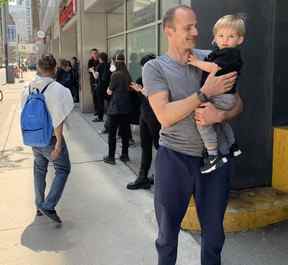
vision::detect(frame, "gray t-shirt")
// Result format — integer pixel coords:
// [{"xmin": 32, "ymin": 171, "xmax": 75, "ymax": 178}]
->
[{"xmin": 143, "ymin": 49, "xmax": 210, "ymax": 157}]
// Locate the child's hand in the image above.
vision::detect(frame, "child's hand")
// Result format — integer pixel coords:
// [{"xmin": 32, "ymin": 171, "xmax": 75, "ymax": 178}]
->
[{"xmin": 187, "ymin": 54, "xmax": 200, "ymax": 66}]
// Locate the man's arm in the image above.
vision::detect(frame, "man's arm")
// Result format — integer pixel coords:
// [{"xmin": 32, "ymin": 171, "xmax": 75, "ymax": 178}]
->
[
  {"xmin": 51, "ymin": 122, "xmax": 63, "ymax": 160},
  {"xmin": 148, "ymin": 72, "xmax": 237, "ymax": 128},
  {"xmin": 195, "ymin": 92, "xmax": 243, "ymax": 126}
]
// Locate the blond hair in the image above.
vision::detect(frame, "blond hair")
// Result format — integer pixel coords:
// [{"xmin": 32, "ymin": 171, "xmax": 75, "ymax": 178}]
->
[{"xmin": 213, "ymin": 14, "xmax": 246, "ymax": 36}]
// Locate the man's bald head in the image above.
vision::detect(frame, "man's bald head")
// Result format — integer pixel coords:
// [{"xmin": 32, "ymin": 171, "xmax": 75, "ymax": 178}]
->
[{"xmin": 162, "ymin": 5, "xmax": 194, "ymax": 30}]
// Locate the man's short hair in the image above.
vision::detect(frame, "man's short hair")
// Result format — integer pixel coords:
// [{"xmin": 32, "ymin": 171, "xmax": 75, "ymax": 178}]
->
[
  {"xmin": 38, "ymin": 54, "xmax": 56, "ymax": 72},
  {"xmin": 213, "ymin": 14, "xmax": 246, "ymax": 37},
  {"xmin": 90, "ymin": 48, "xmax": 98, "ymax": 53},
  {"xmin": 162, "ymin": 5, "xmax": 193, "ymax": 29}
]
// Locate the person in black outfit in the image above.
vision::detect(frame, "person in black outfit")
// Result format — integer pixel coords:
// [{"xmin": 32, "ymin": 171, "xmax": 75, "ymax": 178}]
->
[
  {"xmin": 92, "ymin": 52, "xmax": 111, "ymax": 122},
  {"xmin": 103, "ymin": 54, "xmax": 132, "ymax": 165},
  {"xmin": 88, "ymin": 48, "xmax": 99, "ymax": 115},
  {"xmin": 127, "ymin": 54, "xmax": 161, "ymax": 190},
  {"xmin": 71, "ymin": 56, "xmax": 80, "ymax": 103},
  {"xmin": 56, "ymin": 59, "xmax": 74, "ymax": 98}
]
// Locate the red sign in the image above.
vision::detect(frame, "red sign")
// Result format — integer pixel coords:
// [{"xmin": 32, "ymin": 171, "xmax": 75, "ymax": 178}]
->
[{"xmin": 59, "ymin": 0, "xmax": 77, "ymax": 27}]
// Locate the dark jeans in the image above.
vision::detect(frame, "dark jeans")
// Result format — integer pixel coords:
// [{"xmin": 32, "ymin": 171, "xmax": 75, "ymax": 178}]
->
[
  {"xmin": 139, "ymin": 117, "xmax": 160, "ymax": 177},
  {"xmin": 32, "ymin": 137, "xmax": 71, "ymax": 211},
  {"xmin": 91, "ymin": 83, "xmax": 97, "ymax": 113},
  {"xmin": 154, "ymin": 146, "xmax": 231, "ymax": 265},
  {"xmin": 108, "ymin": 114, "xmax": 130, "ymax": 158}
]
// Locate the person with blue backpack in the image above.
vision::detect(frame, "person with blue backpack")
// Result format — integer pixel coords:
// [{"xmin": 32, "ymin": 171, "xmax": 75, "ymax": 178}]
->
[{"xmin": 20, "ymin": 54, "xmax": 74, "ymax": 224}]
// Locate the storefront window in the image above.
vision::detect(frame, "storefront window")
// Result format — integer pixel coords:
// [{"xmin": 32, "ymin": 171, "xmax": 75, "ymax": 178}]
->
[
  {"xmin": 108, "ymin": 35, "xmax": 125, "ymax": 59},
  {"xmin": 127, "ymin": 0, "xmax": 156, "ymax": 30},
  {"xmin": 127, "ymin": 26, "xmax": 156, "ymax": 81},
  {"xmin": 108, "ymin": 3, "xmax": 125, "ymax": 36}
]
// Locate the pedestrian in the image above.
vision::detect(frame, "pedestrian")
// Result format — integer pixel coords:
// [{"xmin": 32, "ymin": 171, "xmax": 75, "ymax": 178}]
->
[
  {"xmin": 187, "ymin": 14, "xmax": 245, "ymax": 174},
  {"xmin": 92, "ymin": 52, "xmax": 111, "ymax": 122},
  {"xmin": 127, "ymin": 53, "xmax": 160, "ymax": 190},
  {"xmin": 143, "ymin": 5, "xmax": 242, "ymax": 265},
  {"xmin": 71, "ymin": 56, "xmax": 80, "ymax": 103},
  {"xmin": 103, "ymin": 53, "xmax": 132, "ymax": 165},
  {"xmin": 20, "ymin": 54, "xmax": 74, "ymax": 223},
  {"xmin": 56, "ymin": 59, "xmax": 74, "ymax": 98},
  {"xmin": 88, "ymin": 48, "xmax": 99, "ymax": 116}
]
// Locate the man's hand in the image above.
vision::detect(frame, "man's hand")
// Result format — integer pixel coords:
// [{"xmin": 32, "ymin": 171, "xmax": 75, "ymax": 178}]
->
[
  {"xmin": 201, "ymin": 71, "xmax": 237, "ymax": 97},
  {"xmin": 195, "ymin": 102, "xmax": 224, "ymax": 126},
  {"xmin": 51, "ymin": 144, "xmax": 62, "ymax": 161}
]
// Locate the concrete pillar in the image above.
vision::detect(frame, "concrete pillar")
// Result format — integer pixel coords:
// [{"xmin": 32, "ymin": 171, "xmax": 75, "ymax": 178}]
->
[
  {"xmin": 61, "ymin": 23, "xmax": 77, "ymax": 60},
  {"xmin": 77, "ymin": 0, "xmax": 107, "ymax": 112}
]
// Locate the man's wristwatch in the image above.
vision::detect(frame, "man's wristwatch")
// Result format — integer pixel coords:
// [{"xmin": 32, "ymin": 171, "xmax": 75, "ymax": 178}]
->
[{"xmin": 196, "ymin": 91, "xmax": 209, "ymax": 103}]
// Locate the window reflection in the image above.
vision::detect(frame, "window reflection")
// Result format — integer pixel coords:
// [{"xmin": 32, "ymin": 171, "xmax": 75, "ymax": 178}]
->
[
  {"xmin": 108, "ymin": 4, "xmax": 124, "ymax": 36},
  {"xmin": 127, "ymin": 0, "xmax": 156, "ymax": 30},
  {"xmin": 127, "ymin": 27, "xmax": 156, "ymax": 81},
  {"xmin": 108, "ymin": 36, "xmax": 125, "ymax": 59}
]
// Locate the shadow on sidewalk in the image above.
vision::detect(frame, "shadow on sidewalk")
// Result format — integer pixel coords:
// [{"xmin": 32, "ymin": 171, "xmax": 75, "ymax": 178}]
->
[{"xmin": 21, "ymin": 217, "xmax": 77, "ymax": 252}]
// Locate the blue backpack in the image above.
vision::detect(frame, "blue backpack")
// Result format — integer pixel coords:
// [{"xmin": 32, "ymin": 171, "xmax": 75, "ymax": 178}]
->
[{"xmin": 21, "ymin": 82, "xmax": 53, "ymax": 147}]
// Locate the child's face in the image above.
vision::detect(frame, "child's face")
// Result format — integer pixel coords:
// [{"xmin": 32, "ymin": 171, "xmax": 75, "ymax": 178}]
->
[{"xmin": 214, "ymin": 27, "xmax": 244, "ymax": 49}]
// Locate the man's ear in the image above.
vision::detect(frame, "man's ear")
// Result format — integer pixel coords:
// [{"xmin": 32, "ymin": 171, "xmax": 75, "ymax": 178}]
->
[{"xmin": 237, "ymin": 36, "xmax": 244, "ymax": 45}]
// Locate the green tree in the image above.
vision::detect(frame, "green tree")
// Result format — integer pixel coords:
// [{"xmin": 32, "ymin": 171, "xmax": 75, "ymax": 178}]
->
[{"xmin": 0, "ymin": 0, "xmax": 9, "ymax": 6}]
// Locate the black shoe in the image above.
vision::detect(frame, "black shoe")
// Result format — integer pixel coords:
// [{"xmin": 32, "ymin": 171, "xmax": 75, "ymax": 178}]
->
[
  {"xmin": 94, "ymin": 112, "xmax": 98, "ymax": 116},
  {"xmin": 126, "ymin": 177, "xmax": 152, "ymax": 190},
  {"xmin": 39, "ymin": 207, "xmax": 62, "ymax": 223},
  {"xmin": 92, "ymin": 117, "xmax": 103, "ymax": 122},
  {"xmin": 129, "ymin": 139, "xmax": 136, "ymax": 146},
  {"xmin": 229, "ymin": 143, "xmax": 242, "ymax": 157},
  {"xmin": 119, "ymin": 154, "xmax": 130, "ymax": 163},
  {"xmin": 200, "ymin": 155, "xmax": 228, "ymax": 174},
  {"xmin": 103, "ymin": 156, "xmax": 116, "ymax": 165},
  {"xmin": 36, "ymin": 209, "xmax": 43, "ymax": 216}
]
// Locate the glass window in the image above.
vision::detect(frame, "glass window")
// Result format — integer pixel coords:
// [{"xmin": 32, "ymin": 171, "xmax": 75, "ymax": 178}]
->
[
  {"xmin": 127, "ymin": 0, "xmax": 156, "ymax": 30},
  {"xmin": 107, "ymin": 3, "xmax": 125, "ymax": 36},
  {"xmin": 159, "ymin": 25, "xmax": 168, "ymax": 55},
  {"xmin": 160, "ymin": 0, "xmax": 180, "ymax": 18},
  {"xmin": 108, "ymin": 35, "xmax": 125, "ymax": 59},
  {"xmin": 127, "ymin": 26, "xmax": 156, "ymax": 81}
]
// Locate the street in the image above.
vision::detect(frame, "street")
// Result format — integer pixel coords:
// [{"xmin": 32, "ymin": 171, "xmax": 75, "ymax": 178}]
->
[{"xmin": 0, "ymin": 72, "xmax": 288, "ymax": 265}]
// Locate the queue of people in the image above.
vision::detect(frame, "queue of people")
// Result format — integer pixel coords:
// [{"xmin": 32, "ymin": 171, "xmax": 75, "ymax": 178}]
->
[{"xmin": 20, "ymin": 5, "xmax": 246, "ymax": 265}]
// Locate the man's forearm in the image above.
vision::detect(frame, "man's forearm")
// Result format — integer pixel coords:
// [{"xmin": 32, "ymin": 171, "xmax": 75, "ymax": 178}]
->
[
  {"xmin": 54, "ymin": 122, "xmax": 64, "ymax": 147},
  {"xmin": 149, "ymin": 92, "xmax": 202, "ymax": 128}
]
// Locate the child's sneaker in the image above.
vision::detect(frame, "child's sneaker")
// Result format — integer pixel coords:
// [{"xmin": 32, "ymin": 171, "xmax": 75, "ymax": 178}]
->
[
  {"xmin": 229, "ymin": 143, "xmax": 242, "ymax": 157},
  {"xmin": 201, "ymin": 155, "xmax": 228, "ymax": 174}
]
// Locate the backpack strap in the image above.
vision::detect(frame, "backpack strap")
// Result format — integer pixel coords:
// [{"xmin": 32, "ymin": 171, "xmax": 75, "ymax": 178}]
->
[{"xmin": 41, "ymin": 82, "xmax": 54, "ymax": 94}]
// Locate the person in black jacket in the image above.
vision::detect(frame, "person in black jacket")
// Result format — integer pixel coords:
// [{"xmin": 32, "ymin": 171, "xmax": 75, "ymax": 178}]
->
[
  {"xmin": 103, "ymin": 54, "xmax": 132, "ymax": 165},
  {"xmin": 126, "ymin": 54, "xmax": 161, "ymax": 190},
  {"xmin": 56, "ymin": 59, "xmax": 74, "ymax": 98},
  {"xmin": 71, "ymin": 56, "xmax": 80, "ymax": 103},
  {"xmin": 92, "ymin": 52, "xmax": 111, "ymax": 122},
  {"xmin": 88, "ymin": 49, "xmax": 99, "ymax": 115}
]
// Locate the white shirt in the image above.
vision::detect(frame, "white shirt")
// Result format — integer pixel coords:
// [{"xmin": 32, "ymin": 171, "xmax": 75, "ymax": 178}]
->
[{"xmin": 20, "ymin": 76, "xmax": 74, "ymax": 128}]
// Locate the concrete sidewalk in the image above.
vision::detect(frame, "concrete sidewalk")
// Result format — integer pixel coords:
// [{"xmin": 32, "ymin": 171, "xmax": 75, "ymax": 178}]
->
[
  {"xmin": 0, "ymin": 72, "xmax": 200, "ymax": 265},
  {"xmin": 1, "ymin": 72, "xmax": 288, "ymax": 265}
]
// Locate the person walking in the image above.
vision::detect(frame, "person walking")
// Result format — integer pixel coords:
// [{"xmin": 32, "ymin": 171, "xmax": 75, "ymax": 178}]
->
[
  {"xmin": 20, "ymin": 54, "xmax": 74, "ymax": 223},
  {"xmin": 143, "ymin": 5, "xmax": 242, "ymax": 265}
]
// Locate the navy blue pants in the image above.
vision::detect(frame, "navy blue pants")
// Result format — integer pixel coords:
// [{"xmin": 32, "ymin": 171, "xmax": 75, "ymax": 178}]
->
[{"xmin": 154, "ymin": 146, "xmax": 231, "ymax": 265}]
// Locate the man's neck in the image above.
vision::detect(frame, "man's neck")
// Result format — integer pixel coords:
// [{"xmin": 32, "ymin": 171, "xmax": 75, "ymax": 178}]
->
[{"xmin": 167, "ymin": 46, "xmax": 192, "ymax": 64}]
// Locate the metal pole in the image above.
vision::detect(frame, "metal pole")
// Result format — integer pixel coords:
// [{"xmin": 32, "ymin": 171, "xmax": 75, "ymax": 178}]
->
[{"xmin": 1, "ymin": 3, "xmax": 9, "ymax": 83}]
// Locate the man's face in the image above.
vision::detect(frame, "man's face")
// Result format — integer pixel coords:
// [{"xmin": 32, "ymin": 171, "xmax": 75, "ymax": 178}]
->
[
  {"xmin": 91, "ymin": 51, "xmax": 98, "ymax": 60},
  {"xmin": 165, "ymin": 9, "xmax": 198, "ymax": 50}
]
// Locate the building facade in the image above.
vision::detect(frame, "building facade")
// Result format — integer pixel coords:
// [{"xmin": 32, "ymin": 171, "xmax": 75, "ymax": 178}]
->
[{"xmin": 40, "ymin": 0, "xmax": 288, "ymax": 190}]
